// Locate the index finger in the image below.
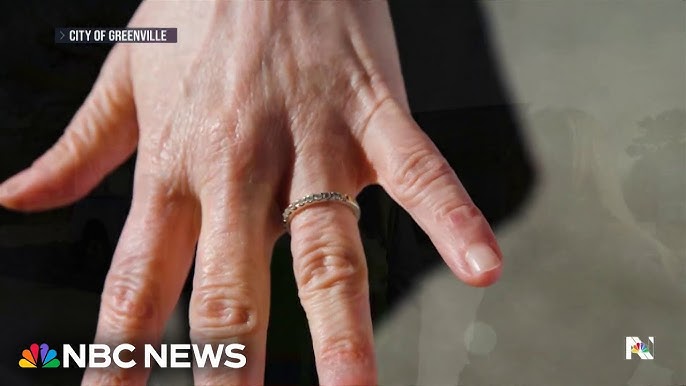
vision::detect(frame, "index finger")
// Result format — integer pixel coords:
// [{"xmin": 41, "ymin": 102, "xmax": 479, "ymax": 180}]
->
[{"xmin": 362, "ymin": 100, "xmax": 502, "ymax": 286}]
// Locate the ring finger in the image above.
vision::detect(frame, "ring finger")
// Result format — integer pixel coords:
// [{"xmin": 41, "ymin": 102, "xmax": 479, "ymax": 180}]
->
[{"xmin": 288, "ymin": 149, "xmax": 376, "ymax": 385}]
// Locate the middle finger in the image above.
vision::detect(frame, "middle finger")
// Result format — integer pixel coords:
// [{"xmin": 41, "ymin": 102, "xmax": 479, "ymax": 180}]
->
[{"xmin": 190, "ymin": 180, "xmax": 275, "ymax": 385}]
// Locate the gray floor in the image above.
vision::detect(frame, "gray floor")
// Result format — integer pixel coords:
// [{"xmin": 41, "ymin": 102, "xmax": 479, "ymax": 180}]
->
[{"xmin": 377, "ymin": 1, "xmax": 686, "ymax": 385}]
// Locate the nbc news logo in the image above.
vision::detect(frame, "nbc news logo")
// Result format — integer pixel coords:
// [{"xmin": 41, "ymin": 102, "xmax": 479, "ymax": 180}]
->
[
  {"xmin": 625, "ymin": 336, "xmax": 654, "ymax": 360},
  {"xmin": 19, "ymin": 342, "xmax": 246, "ymax": 369}
]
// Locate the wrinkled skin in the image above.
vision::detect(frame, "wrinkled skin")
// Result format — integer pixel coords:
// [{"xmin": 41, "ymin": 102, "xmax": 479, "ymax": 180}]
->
[{"xmin": 0, "ymin": 2, "xmax": 502, "ymax": 385}]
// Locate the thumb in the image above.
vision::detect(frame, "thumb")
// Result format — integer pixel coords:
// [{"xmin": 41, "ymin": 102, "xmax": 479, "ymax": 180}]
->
[{"xmin": 0, "ymin": 45, "xmax": 138, "ymax": 211}]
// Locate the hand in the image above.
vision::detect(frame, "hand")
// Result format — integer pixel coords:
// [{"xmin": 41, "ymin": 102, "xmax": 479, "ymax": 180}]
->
[{"xmin": 0, "ymin": 1, "xmax": 502, "ymax": 384}]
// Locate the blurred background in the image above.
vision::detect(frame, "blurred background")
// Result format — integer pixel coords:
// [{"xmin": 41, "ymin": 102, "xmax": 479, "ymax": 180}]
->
[{"xmin": 0, "ymin": 1, "xmax": 683, "ymax": 385}]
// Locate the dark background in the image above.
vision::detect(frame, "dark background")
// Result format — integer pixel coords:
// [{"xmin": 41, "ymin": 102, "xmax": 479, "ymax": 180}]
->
[{"xmin": 0, "ymin": 1, "xmax": 534, "ymax": 385}]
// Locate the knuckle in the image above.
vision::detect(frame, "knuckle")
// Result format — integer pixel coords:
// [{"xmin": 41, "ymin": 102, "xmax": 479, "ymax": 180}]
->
[
  {"xmin": 344, "ymin": 63, "xmax": 377, "ymax": 112},
  {"xmin": 138, "ymin": 145, "xmax": 196, "ymax": 199},
  {"xmin": 38, "ymin": 125, "xmax": 93, "ymax": 170},
  {"xmin": 438, "ymin": 201, "xmax": 483, "ymax": 230},
  {"xmin": 90, "ymin": 78, "xmax": 132, "ymax": 120},
  {"xmin": 101, "ymin": 271, "xmax": 157, "ymax": 332},
  {"xmin": 62, "ymin": 126, "xmax": 90, "ymax": 158},
  {"xmin": 390, "ymin": 147, "xmax": 454, "ymax": 207},
  {"xmin": 144, "ymin": 132, "xmax": 187, "ymax": 180},
  {"xmin": 203, "ymin": 114, "xmax": 264, "ymax": 165},
  {"xmin": 190, "ymin": 284, "xmax": 260, "ymax": 341},
  {"xmin": 198, "ymin": 120, "xmax": 276, "ymax": 192},
  {"xmin": 204, "ymin": 118, "xmax": 242, "ymax": 158},
  {"xmin": 295, "ymin": 234, "xmax": 365, "ymax": 300},
  {"xmin": 353, "ymin": 93, "xmax": 396, "ymax": 141},
  {"xmin": 318, "ymin": 334, "xmax": 373, "ymax": 365}
]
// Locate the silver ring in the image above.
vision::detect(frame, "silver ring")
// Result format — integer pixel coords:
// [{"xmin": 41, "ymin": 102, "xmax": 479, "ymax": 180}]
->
[{"xmin": 282, "ymin": 192, "xmax": 361, "ymax": 232}]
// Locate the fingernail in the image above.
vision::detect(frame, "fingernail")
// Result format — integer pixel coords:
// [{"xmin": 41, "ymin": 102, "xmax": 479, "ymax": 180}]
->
[{"xmin": 466, "ymin": 244, "xmax": 500, "ymax": 274}]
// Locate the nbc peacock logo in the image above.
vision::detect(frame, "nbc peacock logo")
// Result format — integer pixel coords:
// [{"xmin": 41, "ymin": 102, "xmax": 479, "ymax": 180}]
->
[
  {"xmin": 19, "ymin": 343, "xmax": 61, "ymax": 368},
  {"xmin": 631, "ymin": 342, "xmax": 649, "ymax": 354}
]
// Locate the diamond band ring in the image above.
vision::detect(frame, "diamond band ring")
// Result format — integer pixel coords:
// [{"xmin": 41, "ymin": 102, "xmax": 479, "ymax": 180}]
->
[{"xmin": 282, "ymin": 192, "xmax": 361, "ymax": 232}]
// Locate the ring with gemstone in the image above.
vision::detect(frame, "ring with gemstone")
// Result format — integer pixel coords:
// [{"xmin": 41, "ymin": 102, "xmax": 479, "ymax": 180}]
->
[{"xmin": 282, "ymin": 192, "xmax": 361, "ymax": 232}]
